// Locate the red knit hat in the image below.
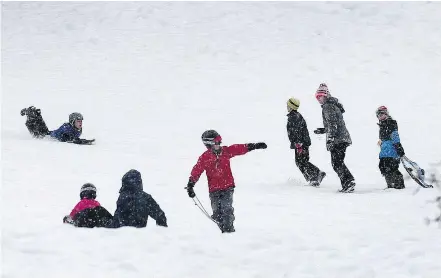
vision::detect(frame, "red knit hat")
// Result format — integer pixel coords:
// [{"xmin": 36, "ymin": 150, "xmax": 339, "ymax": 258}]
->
[{"xmin": 315, "ymin": 83, "xmax": 329, "ymax": 99}]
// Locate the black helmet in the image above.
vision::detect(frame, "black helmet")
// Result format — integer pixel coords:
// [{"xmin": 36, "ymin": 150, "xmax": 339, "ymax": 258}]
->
[
  {"xmin": 80, "ymin": 183, "xmax": 97, "ymax": 199},
  {"xmin": 201, "ymin": 130, "xmax": 222, "ymax": 147},
  {"xmin": 69, "ymin": 112, "xmax": 83, "ymax": 125}
]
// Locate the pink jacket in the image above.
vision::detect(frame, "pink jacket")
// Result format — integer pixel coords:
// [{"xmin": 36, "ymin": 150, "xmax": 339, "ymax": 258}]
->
[{"xmin": 69, "ymin": 199, "xmax": 101, "ymax": 219}]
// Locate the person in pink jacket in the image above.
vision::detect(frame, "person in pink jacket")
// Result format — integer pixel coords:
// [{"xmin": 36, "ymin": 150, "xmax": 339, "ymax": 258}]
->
[
  {"xmin": 186, "ymin": 130, "xmax": 267, "ymax": 233},
  {"xmin": 63, "ymin": 183, "xmax": 112, "ymax": 228}
]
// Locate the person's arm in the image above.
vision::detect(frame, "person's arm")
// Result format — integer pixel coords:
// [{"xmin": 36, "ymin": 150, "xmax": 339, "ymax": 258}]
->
[
  {"xmin": 186, "ymin": 155, "xmax": 206, "ymax": 198},
  {"xmin": 323, "ymin": 105, "xmax": 338, "ymax": 140},
  {"xmin": 146, "ymin": 195, "xmax": 167, "ymax": 227},
  {"xmin": 391, "ymin": 130, "xmax": 405, "ymax": 157}
]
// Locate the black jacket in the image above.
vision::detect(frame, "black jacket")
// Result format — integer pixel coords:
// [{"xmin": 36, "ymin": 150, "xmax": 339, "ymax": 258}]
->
[
  {"xmin": 75, "ymin": 207, "xmax": 113, "ymax": 228},
  {"xmin": 378, "ymin": 118, "xmax": 398, "ymax": 141},
  {"xmin": 287, "ymin": 110, "xmax": 311, "ymax": 148},
  {"xmin": 110, "ymin": 170, "xmax": 168, "ymax": 228}
]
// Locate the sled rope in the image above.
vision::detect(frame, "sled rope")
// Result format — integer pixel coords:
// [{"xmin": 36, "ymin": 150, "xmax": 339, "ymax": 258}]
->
[{"xmin": 192, "ymin": 195, "xmax": 220, "ymax": 226}]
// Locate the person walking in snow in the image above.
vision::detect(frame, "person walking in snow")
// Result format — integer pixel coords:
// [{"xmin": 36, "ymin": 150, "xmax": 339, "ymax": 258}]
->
[
  {"xmin": 313, "ymin": 83, "xmax": 356, "ymax": 193},
  {"xmin": 286, "ymin": 97, "xmax": 326, "ymax": 186},
  {"xmin": 186, "ymin": 130, "xmax": 267, "ymax": 233},
  {"xmin": 63, "ymin": 183, "xmax": 113, "ymax": 228},
  {"xmin": 376, "ymin": 106, "xmax": 405, "ymax": 189},
  {"xmin": 20, "ymin": 106, "xmax": 95, "ymax": 144},
  {"xmin": 110, "ymin": 169, "xmax": 168, "ymax": 228}
]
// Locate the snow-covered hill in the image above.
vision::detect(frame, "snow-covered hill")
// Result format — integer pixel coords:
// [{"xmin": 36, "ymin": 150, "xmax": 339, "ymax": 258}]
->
[{"xmin": 2, "ymin": 2, "xmax": 441, "ymax": 278}]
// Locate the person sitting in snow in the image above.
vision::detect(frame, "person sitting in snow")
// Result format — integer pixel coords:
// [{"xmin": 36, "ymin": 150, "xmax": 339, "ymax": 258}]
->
[
  {"xmin": 376, "ymin": 106, "xmax": 405, "ymax": 189},
  {"xmin": 186, "ymin": 130, "xmax": 267, "ymax": 233},
  {"xmin": 109, "ymin": 169, "xmax": 168, "ymax": 228},
  {"xmin": 63, "ymin": 183, "xmax": 113, "ymax": 228},
  {"xmin": 20, "ymin": 106, "xmax": 95, "ymax": 144}
]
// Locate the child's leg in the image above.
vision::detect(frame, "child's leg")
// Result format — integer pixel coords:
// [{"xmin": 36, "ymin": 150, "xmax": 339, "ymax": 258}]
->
[
  {"xmin": 390, "ymin": 159, "xmax": 405, "ymax": 189},
  {"xmin": 210, "ymin": 191, "xmax": 223, "ymax": 224},
  {"xmin": 21, "ymin": 106, "xmax": 50, "ymax": 137},
  {"xmin": 210, "ymin": 188, "xmax": 235, "ymax": 232},
  {"xmin": 331, "ymin": 144, "xmax": 354, "ymax": 188},
  {"xmin": 295, "ymin": 148, "xmax": 321, "ymax": 182},
  {"xmin": 219, "ymin": 188, "xmax": 235, "ymax": 232},
  {"xmin": 379, "ymin": 158, "xmax": 404, "ymax": 189}
]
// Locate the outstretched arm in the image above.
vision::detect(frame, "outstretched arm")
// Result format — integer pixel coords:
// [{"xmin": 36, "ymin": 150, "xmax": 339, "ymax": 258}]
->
[{"xmin": 226, "ymin": 143, "xmax": 267, "ymax": 158}]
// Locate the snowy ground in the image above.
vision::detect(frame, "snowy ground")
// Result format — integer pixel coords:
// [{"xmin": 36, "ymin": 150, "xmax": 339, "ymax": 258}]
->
[{"xmin": 2, "ymin": 2, "xmax": 441, "ymax": 278}]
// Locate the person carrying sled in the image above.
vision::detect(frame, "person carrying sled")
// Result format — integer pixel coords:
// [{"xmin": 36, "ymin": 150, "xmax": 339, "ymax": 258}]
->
[
  {"xmin": 110, "ymin": 169, "xmax": 168, "ymax": 228},
  {"xmin": 286, "ymin": 98, "xmax": 326, "ymax": 187},
  {"xmin": 376, "ymin": 106, "xmax": 405, "ymax": 189},
  {"xmin": 20, "ymin": 106, "xmax": 95, "ymax": 144},
  {"xmin": 63, "ymin": 183, "xmax": 113, "ymax": 228},
  {"xmin": 186, "ymin": 130, "xmax": 267, "ymax": 233},
  {"xmin": 313, "ymin": 83, "xmax": 356, "ymax": 193}
]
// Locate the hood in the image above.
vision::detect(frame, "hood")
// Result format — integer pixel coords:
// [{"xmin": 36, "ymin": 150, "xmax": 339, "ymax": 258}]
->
[
  {"xmin": 378, "ymin": 117, "xmax": 396, "ymax": 126},
  {"xmin": 324, "ymin": 97, "xmax": 345, "ymax": 113},
  {"xmin": 120, "ymin": 169, "xmax": 143, "ymax": 193}
]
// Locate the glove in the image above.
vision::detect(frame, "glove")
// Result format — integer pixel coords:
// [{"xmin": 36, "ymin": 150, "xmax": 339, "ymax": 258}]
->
[
  {"xmin": 394, "ymin": 143, "xmax": 405, "ymax": 157},
  {"xmin": 295, "ymin": 143, "xmax": 303, "ymax": 154},
  {"xmin": 326, "ymin": 137, "xmax": 335, "ymax": 151},
  {"xmin": 63, "ymin": 215, "xmax": 74, "ymax": 224},
  {"xmin": 314, "ymin": 128, "xmax": 325, "ymax": 134},
  {"xmin": 156, "ymin": 221, "xmax": 168, "ymax": 227},
  {"xmin": 156, "ymin": 214, "xmax": 168, "ymax": 227},
  {"xmin": 186, "ymin": 180, "xmax": 196, "ymax": 198},
  {"xmin": 247, "ymin": 142, "xmax": 267, "ymax": 151},
  {"xmin": 73, "ymin": 138, "xmax": 96, "ymax": 145}
]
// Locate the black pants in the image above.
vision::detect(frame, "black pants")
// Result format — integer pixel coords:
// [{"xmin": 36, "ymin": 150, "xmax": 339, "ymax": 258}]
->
[
  {"xmin": 295, "ymin": 147, "xmax": 321, "ymax": 182},
  {"xmin": 330, "ymin": 143, "xmax": 354, "ymax": 187},
  {"xmin": 379, "ymin": 158, "xmax": 405, "ymax": 189},
  {"xmin": 209, "ymin": 188, "xmax": 235, "ymax": 233},
  {"xmin": 21, "ymin": 107, "xmax": 50, "ymax": 138}
]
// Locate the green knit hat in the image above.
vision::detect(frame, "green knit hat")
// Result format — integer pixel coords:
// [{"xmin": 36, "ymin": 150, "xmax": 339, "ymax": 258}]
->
[{"xmin": 287, "ymin": 98, "xmax": 300, "ymax": 112}]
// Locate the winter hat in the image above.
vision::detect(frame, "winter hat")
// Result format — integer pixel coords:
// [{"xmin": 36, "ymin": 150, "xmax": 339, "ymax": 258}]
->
[
  {"xmin": 315, "ymin": 83, "xmax": 330, "ymax": 99},
  {"xmin": 376, "ymin": 106, "xmax": 389, "ymax": 120},
  {"xmin": 201, "ymin": 130, "xmax": 222, "ymax": 146},
  {"xmin": 121, "ymin": 169, "xmax": 143, "ymax": 193},
  {"xmin": 287, "ymin": 98, "xmax": 300, "ymax": 112},
  {"xmin": 80, "ymin": 183, "xmax": 97, "ymax": 199},
  {"xmin": 69, "ymin": 112, "xmax": 83, "ymax": 126}
]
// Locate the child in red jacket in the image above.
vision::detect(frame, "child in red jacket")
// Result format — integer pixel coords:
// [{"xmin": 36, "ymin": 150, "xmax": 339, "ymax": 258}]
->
[
  {"xmin": 186, "ymin": 130, "xmax": 267, "ymax": 233},
  {"xmin": 63, "ymin": 183, "xmax": 112, "ymax": 228}
]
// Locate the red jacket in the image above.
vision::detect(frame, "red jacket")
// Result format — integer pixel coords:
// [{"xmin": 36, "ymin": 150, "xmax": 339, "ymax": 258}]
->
[
  {"xmin": 190, "ymin": 144, "xmax": 249, "ymax": 192},
  {"xmin": 69, "ymin": 199, "xmax": 101, "ymax": 219}
]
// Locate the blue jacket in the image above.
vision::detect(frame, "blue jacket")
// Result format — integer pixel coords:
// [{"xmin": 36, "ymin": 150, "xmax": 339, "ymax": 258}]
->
[
  {"xmin": 378, "ymin": 118, "xmax": 403, "ymax": 159},
  {"xmin": 50, "ymin": 123, "xmax": 82, "ymax": 142},
  {"xmin": 110, "ymin": 170, "xmax": 167, "ymax": 228}
]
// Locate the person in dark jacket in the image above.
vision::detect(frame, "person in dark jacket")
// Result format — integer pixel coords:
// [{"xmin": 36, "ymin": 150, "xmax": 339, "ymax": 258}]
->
[
  {"xmin": 63, "ymin": 183, "xmax": 113, "ymax": 228},
  {"xmin": 20, "ymin": 106, "xmax": 95, "ymax": 144},
  {"xmin": 376, "ymin": 106, "xmax": 405, "ymax": 189},
  {"xmin": 286, "ymin": 98, "xmax": 326, "ymax": 186},
  {"xmin": 313, "ymin": 83, "xmax": 356, "ymax": 193},
  {"xmin": 186, "ymin": 130, "xmax": 267, "ymax": 233},
  {"xmin": 110, "ymin": 169, "xmax": 168, "ymax": 228}
]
